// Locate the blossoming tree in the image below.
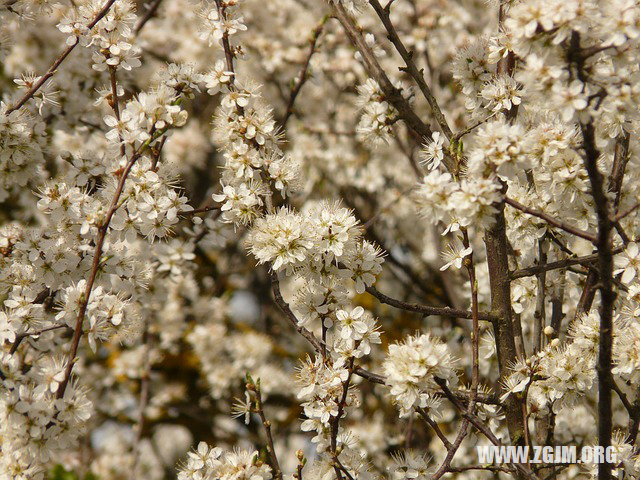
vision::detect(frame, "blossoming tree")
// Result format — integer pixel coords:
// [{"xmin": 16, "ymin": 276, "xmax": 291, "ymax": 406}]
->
[{"xmin": 1, "ymin": 0, "xmax": 640, "ymax": 479}]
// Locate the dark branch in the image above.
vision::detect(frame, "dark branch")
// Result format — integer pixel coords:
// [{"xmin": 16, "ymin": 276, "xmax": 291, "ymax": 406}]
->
[
  {"xmin": 365, "ymin": 285, "xmax": 496, "ymax": 321},
  {"xmin": 504, "ymin": 197, "xmax": 597, "ymax": 243},
  {"xmin": 282, "ymin": 16, "xmax": 328, "ymax": 126}
]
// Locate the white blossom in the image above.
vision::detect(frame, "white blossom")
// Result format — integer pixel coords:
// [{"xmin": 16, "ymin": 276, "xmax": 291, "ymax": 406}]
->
[{"xmin": 383, "ymin": 334, "xmax": 458, "ymax": 417}]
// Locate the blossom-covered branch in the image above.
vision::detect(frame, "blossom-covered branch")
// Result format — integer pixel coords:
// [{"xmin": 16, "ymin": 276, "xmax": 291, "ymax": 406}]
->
[{"xmin": 3, "ymin": 0, "xmax": 640, "ymax": 479}]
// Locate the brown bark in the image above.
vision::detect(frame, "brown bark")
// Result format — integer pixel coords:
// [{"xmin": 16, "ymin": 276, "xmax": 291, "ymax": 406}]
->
[{"xmin": 484, "ymin": 201, "xmax": 526, "ymax": 447}]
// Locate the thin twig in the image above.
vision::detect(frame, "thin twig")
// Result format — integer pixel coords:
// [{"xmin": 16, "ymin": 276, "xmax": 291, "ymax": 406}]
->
[
  {"xmin": 533, "ymin": 239, "xmax": 547, "ymax": 354},
  {"xmin": 365, "ymin": 285, "xmax": 496, "ymax": 321},
  {"xmin": 134, "ymin": 0, "xmax": 164, "ymax": 34},
  {"xmin": 430, "ymin": 228, "xmax": 480, "ymax": 480},
  {"xmin": 270, "ymin": 272, "xmax": 325, "ymax": 354},
  {"xmin": 282, "ymin": 16, "xmax": 328, "ymax": 126},
  {"xmin": 56, "ymin": 156, "xmax": 137, "ymax": 398},
  {"xmin": 182, "ymin": 205, "xmax": 219, "ymax": 216},
  {"xmin": 504, "ymin": 197, "xmax": 597, "ymax": 243},
  {"xmin": 253, "ymin": 379, "xmax": 283, "ymax": 480},
  {"xmin": 610, "ymin": 131, "xmax": 630, "ymax": 213},
  {"xmin": 133, "ymin": 320, "xmax": 151, "ymax": 470},
  {"xmin": 430, "ymin": 418, "xmax": 470, "ymax": 480},
  {"xmin": 368, "ymin": 0, "xmax": 453, "ymax": 139},
  {"xmin": 416, "ymin": 408, "xmax": 452, "ymax": 450},
  {"xmin": 295, "ymin": 452, "xmax": 305, "ymax": 480},
  {"xmin": 334, "ymin": 458, "xmax": 355, "ymax": 480},
  {"xmin": 510, "ymin": 249, "xmax": 623, "ymax": 280},
  {"xmin": 214, "ymin": 0, "xmax": 237, "ymax": 80},
  {"xmin": 8, "ymin": 0, "xmax": 118, "ymax": 113},
  {"xmin": 612, "ymin": 380, "xmax": 634, "ymax": 415},
  {"xmin": 108, "ymin": 65, "xmax": 127, "ymax": 158},
  {"xmin": 10, "ymin": 325, "xmax": 69, "ymax": 355},
  {"xmin": 330, "ymin": 357, "xmax": 355, "ymax": 480},
  {"xmin": 628, "ymin": 400, "xmax": 640, "ymax": 448},
  {"xmin": 450, "ymin": 113, "xmax": 498, "ymax": 143},
  {"xmin": 329, "ymin": 1, "xmax": 455, "ymax": 171},
  {"xmin": 614, "ymin": 201, "xmax": 640, "ymax": 222},
  {"xmin": 56, "ymin": 128, "xmax": 169, "ymax": 399},
  {"xmin": 150, "ymin": 135, "xmax": 168, "ymax": 171}
]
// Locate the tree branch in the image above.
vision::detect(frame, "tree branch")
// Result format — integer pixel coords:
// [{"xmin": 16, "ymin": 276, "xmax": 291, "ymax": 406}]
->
[
  {"xmin": 484, "ymin": 9, "xmax": 527, "ymax": 458},
  {"xmin": 365, "ymin": 285, "xmax": 496, "ymax": 321},
  {"xmin": 282, "ymin": 16, "xmax": 328, "ymax": 126},
  {"xmin": 580, "ymin": 116, "xmax": 615, "ymax": 480},
  {"xmin": 56, "ymin": 128, "xmax": 169, "ymax": 399},
  {"xmin": 134, "ymin": 0, "xmax": 164, "ymax": 34},
  {"xmin": 367, "ymin": 0, "xmax": 453, "ymax": 139},
  {"xmin": 329, "ymin": 1, "xmax": 456, "ymax": 171},
  {"xmin": 510, "ymin": 250, "xmax": 623, "ymax": 280},
  {"xmin": 430, "ymin": 228, "xmax": 481, "ymax": 480},
  {"xmin": 8, "ymin": 0, "xmax": 118, "ymax": 113},
  {"xmin": 504, "ymin": 197, "xmax": 597, "ymax": 243},
  {"xmin": 270, "ymin": 273, "xmax": 325, "ymax": 354},
  {"xmin": 10, "ymin": 324, "xmax": 69, "ymax": 355},
  {"xmin": 252, "ymin": 379, "xmax": 283, "ymax": 480},
  {"xmin": 416, "ymin": 408, "xmax": 452, "ymax": 450}
]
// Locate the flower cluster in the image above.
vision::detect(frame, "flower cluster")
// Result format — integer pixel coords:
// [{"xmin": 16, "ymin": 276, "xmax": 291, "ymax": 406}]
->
[
  {"xmin": 103, "ymin": 85, "xmax": 189, "ymax": 150},
  {"xmin": 178, "ymin": 442, "xmax": 271, "ymax": 480},
  {"xmin": 389, "ymin": 451, "xmax": 433, "ymax": 480},
  {"xmin": 56, "ymin": 280, "xmax": 133, "ymax": 352},
  {"xmin": 58, "ymin": 0, "xmax": 141, "ymax": 72},
  {"xmin": 247, "ymin": 202, "xmax": 383, "ymax": 314},
  {"xmin": 187, "ymin": 321, "xmax": 290, "ymax": 399},
  {"xmin": 0, "ymin": 104, "xmax": 46, "ymax": 202},
  {"xmin": 414, "ymin": 170, "xmax": 501, "ymax": 234},
  {"xmin": 198, "ymin": 4, "xmax": 247, "ymax": 47},
  {"xmin": 333, "ymin": 306, "xmax": 381, "ymax": 359},
  {"xmin": 1, "ymin": 353, "xmax": 93, "ymax": 479},
  {"xmin": 503, "ymin": 311, "xmax": 640, "ymax": 414},
  {"xmin": 383, "ymin": 333, "xmax": 458, "ymax": 417},
  {"xmin": 297, "ymin": 356, "xmax": 351, "ymax": 440},
  {"xmin": 356, "ymin": 79, "xmax": 399, "ymax": 145}
]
